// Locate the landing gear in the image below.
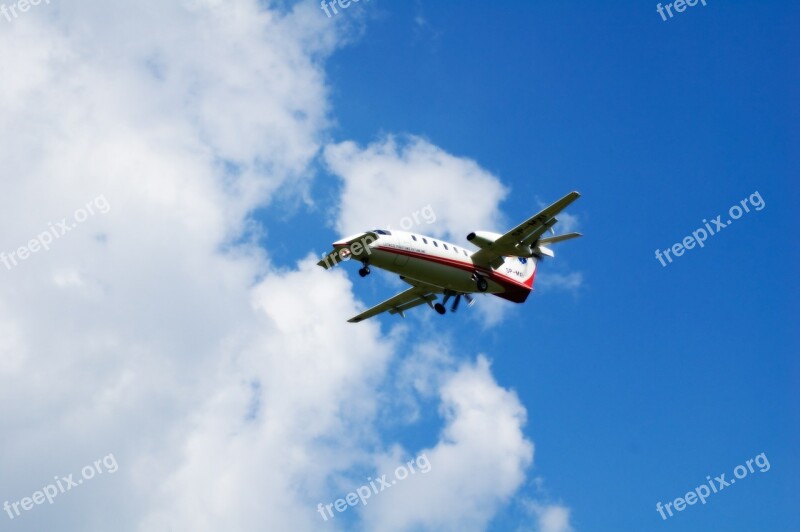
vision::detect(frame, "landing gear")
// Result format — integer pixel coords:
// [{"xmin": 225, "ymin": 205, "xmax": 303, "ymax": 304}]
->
[
  {"xmin": 475, "ymin": 276, "xmax": 488, "ymax": 292},
  {"xmin": 358, "ymin": 261, "xmax": 371, "ymax": 277},
  {"xmin": 448, "ymin": 292, "xmax": 477, "ymax": 312},
  {"xmin": 434, "ymin": 290, "xmax": 475, "ymax": 315}
]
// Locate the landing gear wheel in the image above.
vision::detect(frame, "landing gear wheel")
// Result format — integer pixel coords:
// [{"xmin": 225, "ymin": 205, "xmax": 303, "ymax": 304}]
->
[
  {"xmin": 476, "ymin": 277, "xmax": 489, "ymax": 292},
  {"xmin": 358, "ymin": 266, "xmax": 371, "ymax": 277},
  {"xmin": 434, "ymin": 303, "xmax": 446, "ymax": 315}
]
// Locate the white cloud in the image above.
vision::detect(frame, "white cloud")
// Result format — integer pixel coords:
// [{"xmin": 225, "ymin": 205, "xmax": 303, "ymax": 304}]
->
[
  {"xmin": 523, "ymin": 501, "xmax": 574, "ymax": 532},
  {"xmin": 387, "ymin": 338, "xmax": 457, "ymax": 423},
  {"xmin": 0, "ymin": 2, "xmax": 566, "ymax": 531},
  {"xmin": 471, "ymin": 292, "xmax": 513, "ymax": 328},
  {"xmin": 554, "ymin": 211, "xmax": 580, "ymax": 235},
  {"xmin": 138, "ymin": 258, "xmax": 396, "ymax": 531},
  {"xmin": 323, "ymin": 135, "xmax": 509, "ymax": 244},
  {"xmin": 361, "ymin": 356, "xmax": 533, "ymax": 532},
  {"xmin": 536, "ymin": 272, "xmax": 584, "ymax": 292},
  {"xmin": 0, "ymin": 1, "xmax": 349, "ymax": 529}
]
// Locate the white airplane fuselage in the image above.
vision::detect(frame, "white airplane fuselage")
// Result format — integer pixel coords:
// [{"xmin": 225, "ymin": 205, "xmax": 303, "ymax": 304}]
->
[
  {"xmin": 333, "ymin": 230, "xmax": 536, "ymax": 302},
  {"xmin": 321, "ymin": 191, "xmax": 581, "ymax": 322}
]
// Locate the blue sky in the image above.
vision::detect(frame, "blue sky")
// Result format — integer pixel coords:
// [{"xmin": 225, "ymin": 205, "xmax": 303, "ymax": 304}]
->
[
  {"xmin": 0, "ymin": 1, "xmax": 796, "ymax": 531},
  {"xmin": 292, "ymin": 1, "xmax": 798, "ymax": 530}
]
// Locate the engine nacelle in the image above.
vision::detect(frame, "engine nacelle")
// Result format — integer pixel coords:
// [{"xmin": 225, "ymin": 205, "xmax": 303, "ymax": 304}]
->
[{"xmin": 466, "ymin": 231, "xmax": 503, "ymax": 249}]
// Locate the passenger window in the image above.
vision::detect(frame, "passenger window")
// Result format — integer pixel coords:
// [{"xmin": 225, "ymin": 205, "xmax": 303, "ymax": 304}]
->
[
  {"xmin": 463, "ymin": 250, "xmax": 468, "ymax": 256},
  {"xmin": 433, "ymin": 241, "xmax": 438, "ymax": 247},
  {"xmin": 422, "ymin": 238, "xmax": 428, "ymax": 244},
  {"xmin": 443, "ymin": 244, "xmax": 448, "ymax": 250},
  {"xmin": 411, "ymin": 235, "xmax": 417, "ymax": 241}
]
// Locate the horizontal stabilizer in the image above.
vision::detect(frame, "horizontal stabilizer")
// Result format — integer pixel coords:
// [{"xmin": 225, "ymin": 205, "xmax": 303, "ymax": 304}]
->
[{"xmin": 537, "ymin": 232, "xmax": 583, "ymax": 245}]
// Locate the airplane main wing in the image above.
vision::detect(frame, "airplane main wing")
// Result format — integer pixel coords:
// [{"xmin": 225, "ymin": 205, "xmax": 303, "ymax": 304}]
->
[
  {"xmin": 348, "ymin": 285, "xmax": 441, "ymax": 323},
  {"xmin": 470, "ymin": 191, "xmax": 581, "ymax": 268}
]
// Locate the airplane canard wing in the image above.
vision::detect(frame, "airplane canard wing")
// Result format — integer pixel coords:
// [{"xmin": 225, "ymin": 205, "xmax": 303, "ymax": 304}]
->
[
  {"xmin": 348, "ymin": 286, "xmax": 442, "ymax": 323},
  {"xmin": 470, "ymin": 191, "xmax": 581, "ymax": 268}
]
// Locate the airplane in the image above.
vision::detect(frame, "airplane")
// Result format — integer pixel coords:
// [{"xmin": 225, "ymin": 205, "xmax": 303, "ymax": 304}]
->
[{"xmin": 318, "ymin": 191, "xmax": 582, "ymax": 323}]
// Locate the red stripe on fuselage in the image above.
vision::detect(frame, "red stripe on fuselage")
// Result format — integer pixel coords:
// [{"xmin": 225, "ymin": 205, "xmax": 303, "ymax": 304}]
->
[{"xmin": 370, "ymin": 245, "xmax": 533, "ymax": 302}]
